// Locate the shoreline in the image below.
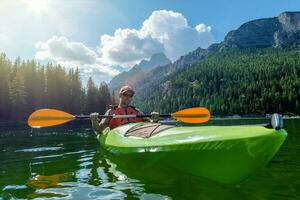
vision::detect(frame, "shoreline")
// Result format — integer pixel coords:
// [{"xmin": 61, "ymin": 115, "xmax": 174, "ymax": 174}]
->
[{"xmin": 0, "ymin": 116, "xmax": 299, "ymax": 125}]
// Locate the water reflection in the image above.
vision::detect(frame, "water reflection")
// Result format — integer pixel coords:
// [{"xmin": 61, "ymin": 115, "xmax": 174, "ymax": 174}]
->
[
  {"xmin": 16, "ymin": 143, "xmax": 176, "ymax": 199},
  {"xmin": 1, "ymin": 119, "xmax": 300, "ymax": 199}
]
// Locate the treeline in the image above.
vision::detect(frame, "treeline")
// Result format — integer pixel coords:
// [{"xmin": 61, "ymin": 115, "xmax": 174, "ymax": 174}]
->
[
  {"xmin": 135, "ymin": 48, "xmax": 300, "ymax": 116},
  {"xmin": 0, "ymin": 53, "xmax": 111, "ymax": 121}
]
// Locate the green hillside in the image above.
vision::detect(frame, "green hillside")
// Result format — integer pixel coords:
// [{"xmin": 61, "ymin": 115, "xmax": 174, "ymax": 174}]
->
[{"xmin": 134, "ymin": 48, "xmax": 300, "ymax": 116}]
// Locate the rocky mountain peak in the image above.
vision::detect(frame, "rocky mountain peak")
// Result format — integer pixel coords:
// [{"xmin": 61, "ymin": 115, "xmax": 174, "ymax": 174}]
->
[
  {"xmin": 278, "ymin": 11, "xmax": 300, "ymax": 32},
  {"xmin": 108, "ymin": 53, "xmax": 171, "ymax": 92},
  {"xmin": 134, "ymin": 52, "xmax": 171, "ymax": 71},
  {"xmin": 221, "ymin": 11, "xmax": 300, "ymax": 49}
]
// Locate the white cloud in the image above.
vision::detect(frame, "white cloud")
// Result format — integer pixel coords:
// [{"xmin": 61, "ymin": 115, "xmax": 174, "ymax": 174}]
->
[
  {"xmin": 141, "ymin": 10, "xmax": 188, "ymax": 40},
  {"xmin": 195, "ymin": 24, "xmax": 211, "ymax": 33},
  {"xmin": 99, "ymin": 10, "xmax": 214, "ymax": 64},
  {"xmin": 99, "ymin": 28, "xmax": 164, "ymax": 66},
  {"xmin": 35, "ymin": 10, "xmax": 214, "ymax": 83},
  {"xmin": 35, "ymin": 36, "xmax": 98, "ymax": 64},
  {"xmin": 35, "ymin": 36, "xmax": 119, "ymax": 83}
]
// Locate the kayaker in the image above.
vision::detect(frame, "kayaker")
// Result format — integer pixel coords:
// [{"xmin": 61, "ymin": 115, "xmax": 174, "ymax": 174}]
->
[{"xmin": 90, "ymin": 85, "xmax": 159, "ymax": 134}]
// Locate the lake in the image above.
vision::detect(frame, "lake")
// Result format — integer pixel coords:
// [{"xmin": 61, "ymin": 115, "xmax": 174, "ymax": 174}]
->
[{"xmin": 0, "ymin": 119, "xmax": 299, "ymax": 199}]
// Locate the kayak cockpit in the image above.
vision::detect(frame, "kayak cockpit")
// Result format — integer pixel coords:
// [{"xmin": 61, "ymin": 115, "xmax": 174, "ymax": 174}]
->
[{"xmin": 124, "ymin": 123, "xmax": 174, "ymax": 138}]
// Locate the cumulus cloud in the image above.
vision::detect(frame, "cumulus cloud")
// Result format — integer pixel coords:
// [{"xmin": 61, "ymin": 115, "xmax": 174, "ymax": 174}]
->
[
  {"xmin": 99, "ymin": 28, "xmax": 164, "ymax": 66},
  {"xmin": 35, "ymin": 36, "xmax": 119, "ymax": 83},
  {"xmin": 99, "ymin": 10, "xmax": 214, "ymax": 64},
  {"xmin": 35, "ymin": 36, "xmax": 98, "ymax": 64},
  {"xmin": 35, "ymin": 10, "xmax": 214, "ymax": 83}
]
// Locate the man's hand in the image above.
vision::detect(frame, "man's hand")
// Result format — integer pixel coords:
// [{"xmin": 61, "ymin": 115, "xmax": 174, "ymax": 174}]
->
[
  {"xmin": 150, "ymin": 112, "xmax": 160, "ymax": 123},
  {"xmin": 90, "ymin": 112, "xmax": 99, "ymax": 122}
]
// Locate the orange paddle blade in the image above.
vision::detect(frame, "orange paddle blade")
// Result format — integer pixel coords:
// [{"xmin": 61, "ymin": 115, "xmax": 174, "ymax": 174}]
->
[
  {"xmin": 171, "ymin": 107, "xmax": 210, "ymax": 123},
  {"xmin": 28, "ymin": 109, "xmax": 75, "ymax": 128}
]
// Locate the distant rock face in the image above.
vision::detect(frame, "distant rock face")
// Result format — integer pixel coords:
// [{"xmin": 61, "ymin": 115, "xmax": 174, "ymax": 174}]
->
[
  {"xmin": 278, "ymin": 12, "xmax": 300, "ymax": 32},
  {"xmin": 133, "ymin": 46, "xmax": 210, "ymax": 94},
  {"xmin": 275, "ymin": 12, "xmax": 300, "ymax": 47},
  {"xmin": 137, "ymin": 53, "xmax": 171, "ymax": 71},
  {"xmin": 108, "ymin": 53, "xmax": 171, "ymax": 93},
  {"xmin": 221, "ymin": 11, "xmax": 300, "ymax": 49}
]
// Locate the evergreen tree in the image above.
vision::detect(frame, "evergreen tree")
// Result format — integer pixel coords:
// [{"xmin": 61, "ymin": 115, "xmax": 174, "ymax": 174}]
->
[
  {"xmin": 0, "ymin": 53, "xmax": 11, "ymax": 120},
  {"xmin": 9, "ymin": 70, "xmax": 27, "ymax": 120},
  {"xmin": 97, "ymin": 82, "xmax": 111, "ymax": 114},
  {"xmin": 86, "ymin": 77, "xmax": 98, "ymax": 114},
  {"xmin": 68, "ymin": 68, "xmax": 82, "ymax": 114}
]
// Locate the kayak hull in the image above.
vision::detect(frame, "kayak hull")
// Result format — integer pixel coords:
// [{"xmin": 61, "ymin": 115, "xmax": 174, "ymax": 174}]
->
[{"xmin": 98, "ymin": 123, "xmax": 287, "ymax": 184}]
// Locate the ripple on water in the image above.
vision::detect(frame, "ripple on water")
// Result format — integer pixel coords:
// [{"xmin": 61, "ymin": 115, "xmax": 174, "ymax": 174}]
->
[
  {"xmin": 88, "ymin": 188, "xmax": 126, "ymax": 199},
  {"xmin": 34, "ymin": 154, "xmax": 63, "ymax": 159},
  {"xmin": 15, "ymin": 147, "xmax": 64, "ymax": 153},
  {"xmin": 3, "ymin": 185, "xmax": 28, "ymax": 190},
  {"xmin": 27, "ymin": 184, "xmax": 127, "ymax": 200}
]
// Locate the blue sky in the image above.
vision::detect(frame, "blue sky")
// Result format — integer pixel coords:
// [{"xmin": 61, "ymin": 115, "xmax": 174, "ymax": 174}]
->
[
  {"xmin": 0, "ymin": 0, "xmax": 299, "ymax": 84},
  {"xmin": 88, "ymin": 0, "xmax": 299, "ymax": 43}
]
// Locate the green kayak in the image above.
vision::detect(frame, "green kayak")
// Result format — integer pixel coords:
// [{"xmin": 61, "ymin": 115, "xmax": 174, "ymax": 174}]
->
[{"xmin": 97, "ymin": 122, "xmax": 287, "ymax": 184}]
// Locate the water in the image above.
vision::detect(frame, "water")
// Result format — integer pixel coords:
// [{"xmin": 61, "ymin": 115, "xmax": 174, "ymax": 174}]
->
[{"xmin": 0, "ymin": 119, "xmax": 299, "ymax": 199}]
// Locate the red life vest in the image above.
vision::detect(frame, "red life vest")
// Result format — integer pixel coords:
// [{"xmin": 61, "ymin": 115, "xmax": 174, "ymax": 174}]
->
[{"xmin": 109, "ymin": 106, "xmax": 144, "ymax": 129}]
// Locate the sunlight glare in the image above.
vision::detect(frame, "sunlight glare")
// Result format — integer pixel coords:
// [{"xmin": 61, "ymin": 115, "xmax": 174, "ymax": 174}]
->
[{"xmin": 25, "ymin": 0, "xmax": 49, "ymax": 13}]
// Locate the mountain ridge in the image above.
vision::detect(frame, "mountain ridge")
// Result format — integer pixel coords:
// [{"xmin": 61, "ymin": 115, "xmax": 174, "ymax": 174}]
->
[{"xmin": 131, "ymin": 11, "xmax": 300, "ymax": 96}]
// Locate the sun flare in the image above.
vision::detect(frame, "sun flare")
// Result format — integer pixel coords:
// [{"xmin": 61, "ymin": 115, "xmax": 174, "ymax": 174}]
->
[{"xmin": 25, "ymin": 0, "xmax": 49, "ymax": 13}]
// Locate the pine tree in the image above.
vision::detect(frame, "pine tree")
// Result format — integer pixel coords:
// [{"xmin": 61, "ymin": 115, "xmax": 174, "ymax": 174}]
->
[
  {"xmin": 86, "ymin": 77, "xmax": 98, "ymax": 114},
  {"xmin": 0, "ymin": 53, "xmax": 11, "ymax": 120},
  {"xmin": 97, "ymin": 82, "xmax": 111, "ymax": 114},
  {"xmin": 9, "ymin": 70, "xmax": 27, "ymax": 120}
]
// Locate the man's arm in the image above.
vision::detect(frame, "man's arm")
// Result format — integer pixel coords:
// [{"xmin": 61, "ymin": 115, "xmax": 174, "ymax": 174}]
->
[
  {"xmin": 90, "ymin": 113, "xmax": 100, "ymax": 135},
  {"xmin": 90, "ymin": 109, "xmax": 113, "ymax": 135}
]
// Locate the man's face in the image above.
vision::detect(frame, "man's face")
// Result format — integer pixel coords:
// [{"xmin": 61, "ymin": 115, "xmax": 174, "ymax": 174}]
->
[{"xmin": 119, "ymin": 92, "xmax": 134, "ymax": 106}]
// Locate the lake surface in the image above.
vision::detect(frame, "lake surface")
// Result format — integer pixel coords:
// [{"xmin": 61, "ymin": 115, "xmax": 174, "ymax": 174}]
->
[{"xmin": 0, "ymin": 119, "xmax": 299, "ymax": 200}]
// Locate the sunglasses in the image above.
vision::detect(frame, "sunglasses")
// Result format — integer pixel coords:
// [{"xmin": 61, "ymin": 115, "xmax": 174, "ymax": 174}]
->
[{"xmin": 122, "ymin": 93, "xmax": 134, "ymax": 98}]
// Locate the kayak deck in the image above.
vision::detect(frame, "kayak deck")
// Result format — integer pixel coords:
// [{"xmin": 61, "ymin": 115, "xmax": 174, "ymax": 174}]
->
[{"xmin": 100, "ymin": 122, "xmax": 286, "ymax": 149}]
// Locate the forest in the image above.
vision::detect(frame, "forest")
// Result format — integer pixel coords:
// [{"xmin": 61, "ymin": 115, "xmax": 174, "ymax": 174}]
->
[
  {"xmin": 1, "ymin": 47, "xmax": 299, "ymax": 121},
  {"xmin": 134, "ymin": 48, "xmax": 300, "ymax": 116},
  {"xmin": 0, "ymin": 53, "xmax": 111, "ymax": 121}
]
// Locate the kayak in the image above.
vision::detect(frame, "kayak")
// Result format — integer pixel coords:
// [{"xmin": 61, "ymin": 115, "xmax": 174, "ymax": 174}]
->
[{"xmin": 97, "ymin": 122, "xmax": 287, "ymax": 184}]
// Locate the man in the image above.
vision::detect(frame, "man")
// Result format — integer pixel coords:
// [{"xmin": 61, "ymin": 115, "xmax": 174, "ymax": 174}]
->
[{"xmin": 90, "ymin": 85, "xmax": 159, "ymax": 134}]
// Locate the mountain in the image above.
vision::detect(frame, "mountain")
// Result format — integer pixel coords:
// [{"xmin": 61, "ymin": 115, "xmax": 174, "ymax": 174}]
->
[
  {"xmin": 110, "ymin": 12, "xmax": 300, "ymax": 95},
  {"xmin": 132, "ymin": 11, "xmax": 300, "ymax": 115},
  {"xmin": 134, "ymin": 46, "xmax": 212, "ymax": 92},
  {"xmin": 137, "ymin": 53, "xmax": 171, "ymax": 71},
  {"xmin": 220, "ymin": 11, "xmax": 300, "ymax": 49},
  {"xmin": 134, "ymin": 11, "xmax": 300, "ymax": 92},
  {"xmin": 135, "ymin": 48, "xmax": 300, "ymax": 115},
  {"xmin": 108, "ymin": 53, "xmax": 171, "ymax": 93}
]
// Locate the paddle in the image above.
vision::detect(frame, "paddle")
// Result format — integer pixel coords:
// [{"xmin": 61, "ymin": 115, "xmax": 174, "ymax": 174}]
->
[{"xmin": 27, "ymin": 107, "xmax": 210, "ymax": 128}]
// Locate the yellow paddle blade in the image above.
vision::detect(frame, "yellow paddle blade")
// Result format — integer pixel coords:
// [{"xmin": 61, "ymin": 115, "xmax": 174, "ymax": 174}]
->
[
  {"xmin": 28, "ymin": 109, "xmax": 75, "ymax": 128},
  {"xmin": 171, "ymin": 107, "xmax": 210, "ymax": 123}
]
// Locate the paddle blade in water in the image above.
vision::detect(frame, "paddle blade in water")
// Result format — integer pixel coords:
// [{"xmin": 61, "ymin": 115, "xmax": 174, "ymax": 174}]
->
[
  {"xmin": 28, "ymin": 109, "xmax": 75, "ymax": 128},
  {"xmin": 171, "ymin": 107, "xmax": 210, "ymax": 123}
]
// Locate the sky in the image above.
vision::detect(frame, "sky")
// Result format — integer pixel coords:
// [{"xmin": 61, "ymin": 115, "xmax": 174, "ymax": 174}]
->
[{"xmin": 0, "ymin": 0, "xmax": 299, "ymax": 85}]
